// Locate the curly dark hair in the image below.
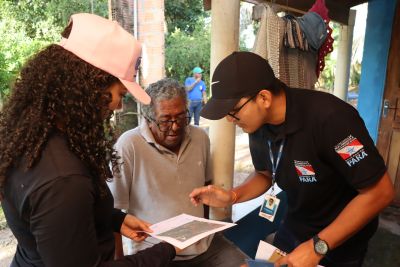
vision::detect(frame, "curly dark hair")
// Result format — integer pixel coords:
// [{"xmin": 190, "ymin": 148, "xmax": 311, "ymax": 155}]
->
[{"xmin": 0, "ymin": 33, "xmax": 121, "ymax": 196}]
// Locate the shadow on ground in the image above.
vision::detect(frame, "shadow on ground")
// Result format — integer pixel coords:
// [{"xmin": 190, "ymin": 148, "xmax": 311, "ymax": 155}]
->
[{"xmin": 364, "ymin": 206, "xmax": 400, "ymax": 266}]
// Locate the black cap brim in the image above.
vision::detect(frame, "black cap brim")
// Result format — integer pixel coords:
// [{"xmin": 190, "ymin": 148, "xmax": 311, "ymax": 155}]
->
[{"xmin": 200, "ymin": 97, "xmax": 241, "ymax": 120}]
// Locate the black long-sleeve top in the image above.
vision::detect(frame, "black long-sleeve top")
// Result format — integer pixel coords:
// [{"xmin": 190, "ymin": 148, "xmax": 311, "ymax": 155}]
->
[{"xmin": 1, "ymin": 133, "xmax": 175, "ymax": 267}]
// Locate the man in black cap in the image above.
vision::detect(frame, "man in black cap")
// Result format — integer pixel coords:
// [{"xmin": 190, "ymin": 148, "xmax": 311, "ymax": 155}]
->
[{"xmin": 189, "ymin": 51, "xmax": 394, "ymax": 267}]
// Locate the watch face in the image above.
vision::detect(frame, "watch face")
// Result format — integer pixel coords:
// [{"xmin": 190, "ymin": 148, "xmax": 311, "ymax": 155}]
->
[{"xmin": 315, "ymin": 240, "xmax": 329, "ymax": 255}]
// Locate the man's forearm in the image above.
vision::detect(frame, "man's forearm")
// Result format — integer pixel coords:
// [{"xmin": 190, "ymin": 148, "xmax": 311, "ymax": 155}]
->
[
  {"xmin": 233, "ymin": 170, "xmax": 272, "ymax": 203},
  {"xmin": 185, "ymin": 85, "xmax": 194, "ymax": 92},
  {"xmin": 186, "ymin": 80, "xmax": 198, "ymax": 92},
  {"xmin": 318, "ymin": 172, "xmax": 394, "ymax": 250}
]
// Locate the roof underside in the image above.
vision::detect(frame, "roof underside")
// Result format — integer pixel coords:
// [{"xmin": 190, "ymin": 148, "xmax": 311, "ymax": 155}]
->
[{"xmin": 203, "ymin": 0, "xmax": 369, "ymax": 25}]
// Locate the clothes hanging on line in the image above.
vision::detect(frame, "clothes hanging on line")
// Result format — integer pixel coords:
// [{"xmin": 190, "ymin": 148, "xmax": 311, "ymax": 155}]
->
[
  {"xmin": 296, "ymin": 12, "xmax": 328, "ymax": 51},
  {"xmin": 283, "ymin": 14, "xmax": 310, "ymax": 51},
  {"xmin": 283, "ymin": 11, "xmax": 328, "ymax": 53},
  {"xmin": 252, "ymin": 4, "xmax": 318, "ymax": 89}
]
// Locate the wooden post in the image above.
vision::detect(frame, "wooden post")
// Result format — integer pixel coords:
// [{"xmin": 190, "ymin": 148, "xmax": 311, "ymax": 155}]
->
[
  {"xmin": 209, "ymin": 0, "xmax": 240, "ymax": 221},
  {"xmin": 333, "ymin": 9, "xmax": 356, "ymax": 100}
]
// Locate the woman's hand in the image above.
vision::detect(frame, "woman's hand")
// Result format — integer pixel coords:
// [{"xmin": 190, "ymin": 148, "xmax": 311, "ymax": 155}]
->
[{"xmin": 120, "ymin": 214, "xmax": 152, "ymax": 242}]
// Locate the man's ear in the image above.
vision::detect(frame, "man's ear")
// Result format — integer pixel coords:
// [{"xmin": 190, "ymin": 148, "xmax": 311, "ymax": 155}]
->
[{"xmin": 258, "ymin": 89, "xmax": 272, "ymax": 109}]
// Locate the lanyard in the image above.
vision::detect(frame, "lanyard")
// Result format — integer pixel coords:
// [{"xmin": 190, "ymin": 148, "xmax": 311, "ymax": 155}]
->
[{"xmin": 267, "ymin": 139, "xmax": 285, "ymax": 196}]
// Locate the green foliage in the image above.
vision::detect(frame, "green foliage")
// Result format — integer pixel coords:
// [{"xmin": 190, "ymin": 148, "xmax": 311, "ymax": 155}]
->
[
  {"xmin": 317, "ymin": 22, "xmax": 362, "ymax": 92},
  {"xmin": 165, "ymin": 0, "xmax": 210, "ymax": 95},
  {"xmin": 165, "ymin": 24, "xmax": 211, "ymax": 94},
  {"xmin": 164, "ymin": 0, "xmax": 209, "ymax": 90},
  {"xmin": 165, "ymin": 0, "xmax": 207, "ymax": 34},
  {"xmin": 350, "ymin": 60, "xmax": 361, "ymax": 86},
  {"xmin": 0, "ymin": 0, "xmax": 108, "ymax": 103},
  {"xmin": 317, "ymin": 22, "xmax": 340, "ymax": 91},
  {"xmin": 165, "ymin": 1, "xmax": 255, "ymax": 95}
]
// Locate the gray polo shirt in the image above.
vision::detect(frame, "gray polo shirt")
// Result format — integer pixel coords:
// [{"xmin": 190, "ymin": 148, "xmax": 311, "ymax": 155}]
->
[{"xmin": 108, "ymin": 120, "xmax": 213, "ymax": 260}]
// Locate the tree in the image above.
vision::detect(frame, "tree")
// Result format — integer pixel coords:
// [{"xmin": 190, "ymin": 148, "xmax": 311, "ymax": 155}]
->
[
  {"xmin": 317, "ymin": 22, "xmax": 340, "ymax": 92},
  {"xmin": 164, "ymin": 0, "xmax": 210, "ymax": 95},
  {"xmin": 165, "ymin": 24, "xmax": 211, "ymax": 94},
  {"xmin": 165, "ymin": 0, "xmax": 207, "ymax": 34},
  {"xmin": 0, "ymin": 0, "xmax": 108, "ymax": 102}
]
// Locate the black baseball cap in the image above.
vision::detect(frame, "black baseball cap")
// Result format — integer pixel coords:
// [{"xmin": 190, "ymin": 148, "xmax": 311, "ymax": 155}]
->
[{"xmin": 201, "ymin": 51, "xmax": 278, "ymax": 120}]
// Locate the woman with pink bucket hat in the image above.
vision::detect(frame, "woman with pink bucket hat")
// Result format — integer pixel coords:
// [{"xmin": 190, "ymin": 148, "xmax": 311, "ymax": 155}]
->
[{"xmin": 0, "ymin": 13, "xmax": 176, "ymax": 266}]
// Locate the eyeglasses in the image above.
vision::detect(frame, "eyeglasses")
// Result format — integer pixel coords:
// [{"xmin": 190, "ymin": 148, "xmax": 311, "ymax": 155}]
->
[
  {"xmin": 147, "ymin": 111, "xmax": 190, "ymax": 132},
  {"xmin": 227, "ymin": 94, "xmax": 258, "ymax": 121}
]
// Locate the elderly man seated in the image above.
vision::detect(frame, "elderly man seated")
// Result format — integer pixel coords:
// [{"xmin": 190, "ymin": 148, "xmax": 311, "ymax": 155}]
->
[{"xmin": 108, "ymin": 78, "xmax": 248, "ymax": 267}]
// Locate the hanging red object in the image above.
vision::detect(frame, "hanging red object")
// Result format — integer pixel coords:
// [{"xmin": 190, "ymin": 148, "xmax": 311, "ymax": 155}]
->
[{"xmin": 309, "ymin": 0, "xmax": 334, "ymax": 77}]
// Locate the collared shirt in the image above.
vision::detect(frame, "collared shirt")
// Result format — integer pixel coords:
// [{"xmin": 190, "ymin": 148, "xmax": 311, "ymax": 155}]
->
[
  {"xmin": 108, "ymin": 120, "xmax": 213, "ymax": 260},
  {"xmin": 249, "ymin": 87, "xmax": 386, "ymax": 254}
]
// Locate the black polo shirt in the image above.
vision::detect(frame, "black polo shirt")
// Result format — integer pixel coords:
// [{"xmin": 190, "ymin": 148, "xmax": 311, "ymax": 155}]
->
[{"xmin": 249, "ymin": 87, "xmax": 386, "ymax": 253}]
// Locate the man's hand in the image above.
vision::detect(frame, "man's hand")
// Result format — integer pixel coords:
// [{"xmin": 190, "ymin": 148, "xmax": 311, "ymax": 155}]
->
[
  {"xmin": 274, "ymin": 239, "xmax": 322, "ymax": 267},
  {"xmin": 120, "ymin": 214, "xmax": 152, "ymax": 242},
  {"xmin": 189, "ymin": 185, "xmax": 232, "ymax": 208}
]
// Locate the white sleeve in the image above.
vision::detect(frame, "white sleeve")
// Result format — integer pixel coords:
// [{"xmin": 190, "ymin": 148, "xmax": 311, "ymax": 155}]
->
[{"xmin": 107, "ymin": 134, "xmax": 135, "ymax": 210}]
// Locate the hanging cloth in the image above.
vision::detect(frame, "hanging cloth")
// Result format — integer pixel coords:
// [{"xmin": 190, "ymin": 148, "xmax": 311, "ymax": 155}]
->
[
  {"xmin": 252, "ymin": 4, "xmax": 286, "ymax": 79},
  {"xmin": 252, "ymin": 4, "xmax": 318, "ymax": 89},
  {"xmin": 309, "ymin": 0, "xmax": 334, "ymax": 77},
  {"xmin": 283, "ymin": 15, "xmax": 310, "ymax": 51}
]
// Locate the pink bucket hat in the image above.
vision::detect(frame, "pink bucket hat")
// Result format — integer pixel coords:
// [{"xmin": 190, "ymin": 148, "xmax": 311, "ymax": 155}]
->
[{"xmin": 59, "ymin": 13, "xmax": 150, "ymax": 104}]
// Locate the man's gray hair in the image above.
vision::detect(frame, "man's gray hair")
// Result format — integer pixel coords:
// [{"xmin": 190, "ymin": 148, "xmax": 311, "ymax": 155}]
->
[{"xmin": 141, "ymin": 78, "xmax": 188, "ymax": 119}]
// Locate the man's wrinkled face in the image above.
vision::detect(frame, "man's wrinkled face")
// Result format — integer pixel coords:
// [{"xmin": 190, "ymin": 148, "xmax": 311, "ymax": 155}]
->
[{"xmin": 148, "ymin": 97, "xmax": 188, "ymax": 151}]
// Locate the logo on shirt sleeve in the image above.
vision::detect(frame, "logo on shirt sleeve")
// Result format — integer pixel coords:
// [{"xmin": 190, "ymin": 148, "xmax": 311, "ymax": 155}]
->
[
  {"xmin": 334, "ymin": 135, "xmax": 368, "ymax": 167},
  {"xmin": 294, "ymin": 160, "xmax": 317, "ymax": 183}
]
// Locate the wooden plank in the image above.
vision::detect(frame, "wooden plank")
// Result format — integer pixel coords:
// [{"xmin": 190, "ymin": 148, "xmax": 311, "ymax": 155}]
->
[
  {"xmin": 242, "ymin": 0, "xmax": 351, "ymax": 24},
  {"xmin": 252, "ymin": 3, "xmax": 305, "ymax": 21},
  {"xmin": 205, "ymin": 0, "xmax": 369, "ymax": 24},
  {"xmin": 392, "ymin": 3, "xmax": 400, "ymax": 206},
  {"xmin": 203, "ymin": 0, "xmax": 211, "ymax": 11},
  {"xmin": 377, "ymin": 3, "xmax": 400, "ymax": 160},
  {"xmin": 377, "ymin": 1, "xmax": 400, "ymax": 206},
  {"xmin": 387, "ymin": 131, "xmax": 400, "ymax": 185}
]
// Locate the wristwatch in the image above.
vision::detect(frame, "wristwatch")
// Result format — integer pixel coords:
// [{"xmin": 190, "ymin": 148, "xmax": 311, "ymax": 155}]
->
[{"xmin": 313, "ymin": 235, "xmax": 329, "ymax": 256}]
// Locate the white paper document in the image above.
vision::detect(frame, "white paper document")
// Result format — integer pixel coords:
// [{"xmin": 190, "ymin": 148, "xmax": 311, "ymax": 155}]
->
[
  {"xmin": 255, "ymin": 240, "xmax": 324, "ymax": 267},
  {"xmin": 148, "ymin": 213, "xmax": 236, "ymax": 249}
]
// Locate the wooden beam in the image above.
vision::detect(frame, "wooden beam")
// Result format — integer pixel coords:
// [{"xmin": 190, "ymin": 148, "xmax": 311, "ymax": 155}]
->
[
  {"xmin": 326, "ymin": 0, "xmax": 350, "ymax": 25},
  {"xmin": 204, "ymin": 0, "xmax": 211, "ymax": 11},
  {"xmin": 252, "ymin": 3, "xmax": 305, "ymax": 21},
  {"xmin": 205, "ymin": 0, "xmax": 369, "ymax": 24},
  {"xmin": 250, "ymin": 0, "xmax": 351, "ymax": 24}
]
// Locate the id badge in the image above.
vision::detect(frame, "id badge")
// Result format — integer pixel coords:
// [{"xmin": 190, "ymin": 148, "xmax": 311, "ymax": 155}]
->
[{"xmin": 259, "ymin": 194, "xmax": 280, "ymax": 222}]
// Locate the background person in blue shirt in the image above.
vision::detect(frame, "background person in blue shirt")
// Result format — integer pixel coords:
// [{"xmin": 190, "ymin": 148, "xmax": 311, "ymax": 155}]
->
[{"xmin": 185, "ymin": 67, "xmax": 207, "ymax": 126}]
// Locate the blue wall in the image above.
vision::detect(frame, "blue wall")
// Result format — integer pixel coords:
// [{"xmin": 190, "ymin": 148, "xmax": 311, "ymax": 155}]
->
[{"xmin": 357, "ymin": 0, "xmax": 397, "ymax": 143}]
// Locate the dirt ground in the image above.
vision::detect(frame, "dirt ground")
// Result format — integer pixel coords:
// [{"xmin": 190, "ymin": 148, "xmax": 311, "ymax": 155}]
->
[{"xmin": 0, "ymin": 227, "xmax": 16, "ymax": 266}]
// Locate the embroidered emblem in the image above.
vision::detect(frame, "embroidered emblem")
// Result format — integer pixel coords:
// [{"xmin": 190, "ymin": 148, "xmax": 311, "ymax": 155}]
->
[
  {"xmin": 335, "ymin": 135, "xmax": 368, "ymax": 167},
  {"xmin": 294, "ymin": 160, "xmax": 317, "ymax": 183}
]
